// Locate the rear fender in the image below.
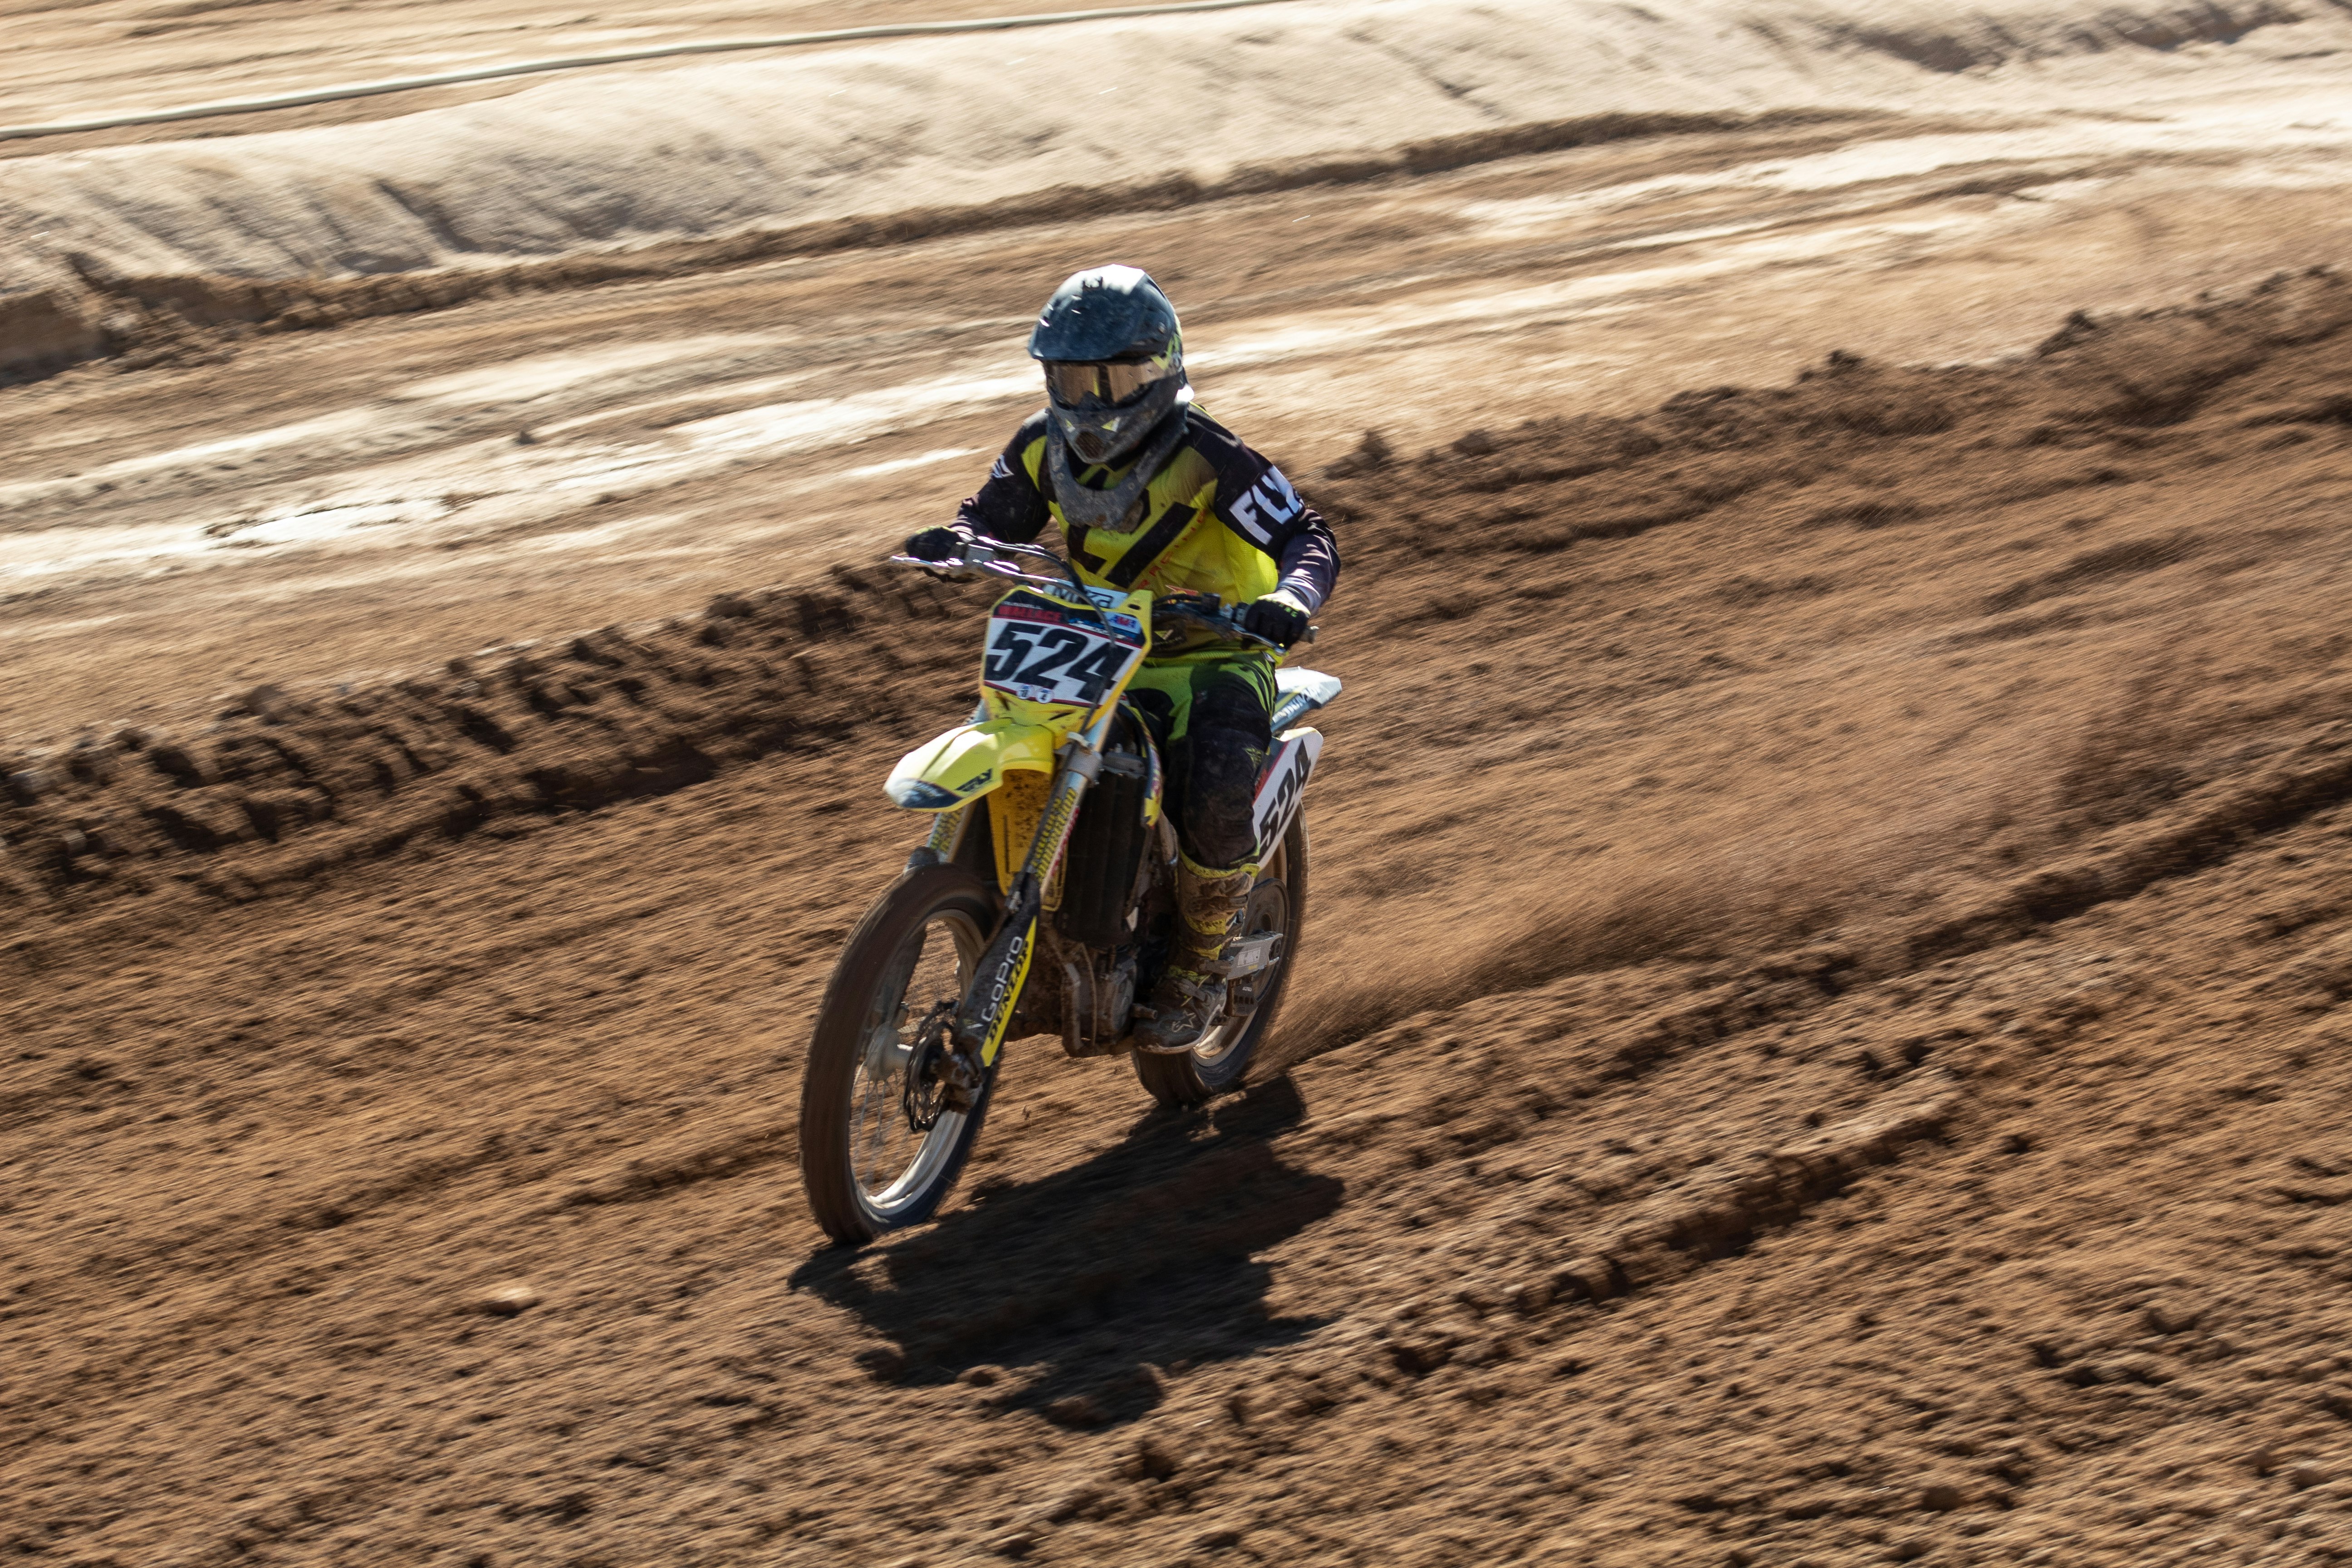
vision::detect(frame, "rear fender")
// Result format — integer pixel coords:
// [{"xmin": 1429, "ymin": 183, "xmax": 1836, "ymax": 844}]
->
[
  {"xmin": 1270, "ymin": 667, "xmax": 1343, "ymax": 732},
  {"xmin": 885, "ymin": 718, "xmax": 1060, "ymax": 811}
]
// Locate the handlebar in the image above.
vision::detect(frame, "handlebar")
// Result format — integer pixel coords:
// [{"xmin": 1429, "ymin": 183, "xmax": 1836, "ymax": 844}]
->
[
  {"xmin": 887, "ymin": 536, "xmax": 1119, "ymax": 632},
  {"xmin": 1148, "ymin": 593, "xmax": 1286, "ymax": 653},
  {"xmin": 885, "ymin": 536, "xmax": 1079, "ymax": 590},
  {"xmin": 886, "ymin": 538, "xmax": 1306, "ymax": 652}
]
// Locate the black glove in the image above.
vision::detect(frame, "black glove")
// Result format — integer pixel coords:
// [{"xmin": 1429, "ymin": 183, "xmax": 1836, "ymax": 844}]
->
[
  {"xmin": 905, "ymin": 525, "xmax": 972, "ymax": 562},
  {"xmin": 1238, "ymin": 593, "xmax": 1310, "ymax": 648}
]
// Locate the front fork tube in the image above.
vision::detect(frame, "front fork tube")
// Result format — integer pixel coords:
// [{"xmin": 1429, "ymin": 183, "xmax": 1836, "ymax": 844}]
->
[
  {"xmin": 914, "ymin": 698, "xmax": 991, "ymax": 869},
  {"xmin": 921, "ymin": 804, "xmax": 966, "ymax": 864},
  {"xmin": 953, "ymin": 738, "xmax": 1106, "ymax": 1069}
]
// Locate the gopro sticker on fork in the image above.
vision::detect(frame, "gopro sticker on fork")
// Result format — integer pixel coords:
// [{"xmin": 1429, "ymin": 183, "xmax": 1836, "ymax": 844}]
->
[{"xmin": 969, "ymin": 911, "xmax": 1037, "ymax": 1068}]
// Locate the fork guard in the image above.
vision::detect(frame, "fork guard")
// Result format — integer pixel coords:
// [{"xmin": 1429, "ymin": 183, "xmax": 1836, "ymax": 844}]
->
[{"xmin": 885, "ymin": 717, "xmax": 1061, "ymax": 809}]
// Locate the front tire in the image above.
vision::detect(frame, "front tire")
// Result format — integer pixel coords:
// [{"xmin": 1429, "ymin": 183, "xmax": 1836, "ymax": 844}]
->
[
  {"xmin": 1134, "ymin": 816, "xmax": 1308, "ymax": 1109},
  {"xmin": 798, "ymin": 863, "xmax": 1003, "ymax": 1245}
]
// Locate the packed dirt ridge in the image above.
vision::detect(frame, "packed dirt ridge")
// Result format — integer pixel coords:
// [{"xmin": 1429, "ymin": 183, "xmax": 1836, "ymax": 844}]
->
[
  {"xmin": 6, "ymin": 0, "xmax": 2352, "ymax": 377},
  {"xmin": 9, "ymin": 268, "xmax": 2352, "ymax": 1565}
]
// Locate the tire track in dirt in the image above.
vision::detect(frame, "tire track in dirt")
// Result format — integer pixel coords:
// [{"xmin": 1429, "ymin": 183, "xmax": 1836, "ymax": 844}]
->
[
  {"xmin": 27, "ymin": 108, "xmax": 1878, "ymax": 381},
  {"xmin": 11, "ymin": 266, "xmax": 2346, "ymax": 940},
  {"xmin": 773, "ymin": 269, "xmax": 2352, "ymax": 1560},
  {"xmin": 7, "ymin": 270, "xmax": 2352, "ymax": 1563}
]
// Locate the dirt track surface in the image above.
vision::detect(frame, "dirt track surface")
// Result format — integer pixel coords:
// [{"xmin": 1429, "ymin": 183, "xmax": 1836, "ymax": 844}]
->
[
  {"xmin": 10, "ymin": 6, "xmax": 2352, "ymax": 1556},
  {"xmin": 10, "ymin": 74, "xmax": 2352, "ymax": 740},
  {"xmin": 10, "ymin": 259, "xmax": 2352, "ymax": 1564},
  {"xmin": 0, "ymin": 0, "xmax": 1206, "ymax": 143}
]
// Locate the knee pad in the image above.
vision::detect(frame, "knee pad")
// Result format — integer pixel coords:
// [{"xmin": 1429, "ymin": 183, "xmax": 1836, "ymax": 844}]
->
[
  {"xmin": 1178, "ymin": 671, "xmax": 1273, "ymax": 868},
  {"xmin": 1180, "ymin": 723, "xmax": 1271, "ymax": 868},
  {"xmin": 1191, "ymin": 670, "xmax": 1274, "ymax": 748}
]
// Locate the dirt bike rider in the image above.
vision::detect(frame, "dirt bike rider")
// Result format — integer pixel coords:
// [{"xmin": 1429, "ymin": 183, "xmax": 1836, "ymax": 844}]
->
[{"xmin": 904, "ymin": 265, "xmax": 1339, "ymax": 1054}]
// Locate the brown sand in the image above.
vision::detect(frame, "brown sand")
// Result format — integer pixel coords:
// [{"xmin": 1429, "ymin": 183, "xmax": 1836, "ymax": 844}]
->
[{"xmin": 7, "ymin": 266, "xmax": 2352, "ymax": 1564}]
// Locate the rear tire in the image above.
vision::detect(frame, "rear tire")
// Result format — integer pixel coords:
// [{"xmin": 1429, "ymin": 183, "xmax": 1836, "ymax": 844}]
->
[
  {"xmin": 1134, "ymin": 816, "xmax": 1308, "ymax": 1109},
  {"xmin": 799, "ymin": 863, "xmax": 1004, "ymax": 1246}
]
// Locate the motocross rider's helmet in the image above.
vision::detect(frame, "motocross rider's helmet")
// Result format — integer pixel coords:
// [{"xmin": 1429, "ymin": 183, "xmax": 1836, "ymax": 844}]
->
[{"xmin": 1029, "ymin": 265, "xmax": 1188, "ymax": 468}]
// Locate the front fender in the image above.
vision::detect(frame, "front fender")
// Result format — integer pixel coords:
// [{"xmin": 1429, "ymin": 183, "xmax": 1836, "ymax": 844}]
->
[{"xmin": 884, "ymin": 717, "xmax": 1060, "ymax": 810}]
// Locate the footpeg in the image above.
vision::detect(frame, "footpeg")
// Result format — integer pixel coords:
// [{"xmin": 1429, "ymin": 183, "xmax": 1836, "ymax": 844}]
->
[
  {"xmin": 1202, "ymin": 932, "xmax": 1283, "ymax": 979},
  {"xmin": 1131, "ymin": 968, "xmax": 1229, "ymax": 1054}
]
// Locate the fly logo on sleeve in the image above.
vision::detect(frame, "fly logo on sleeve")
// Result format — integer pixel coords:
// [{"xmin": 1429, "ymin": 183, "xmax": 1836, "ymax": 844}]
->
[
  {"xmin": 1225, "ymin": 466, "xmax": 1303, "ymax": 547},
  {"xmin": 990, "ymin": 454, "xmax": 1014, "ymax": 480}
]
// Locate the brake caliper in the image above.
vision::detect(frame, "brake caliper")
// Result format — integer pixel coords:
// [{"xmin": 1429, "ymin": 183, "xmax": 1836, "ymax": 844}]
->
[{"xmin": 900, "ymin": 1002, "xmax": 960, "ymax": 1131}]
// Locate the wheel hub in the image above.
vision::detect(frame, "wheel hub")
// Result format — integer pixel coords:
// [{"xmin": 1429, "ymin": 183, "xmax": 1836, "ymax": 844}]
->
[{"xmin": 900, "ymin": 1001, "xmax": 961, "ymax": 1131}]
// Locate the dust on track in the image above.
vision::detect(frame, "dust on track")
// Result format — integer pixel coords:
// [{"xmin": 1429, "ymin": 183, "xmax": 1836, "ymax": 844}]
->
[{"xmin": 7, "ymin": 269, "xmax": 2352, "ymax": 1564}]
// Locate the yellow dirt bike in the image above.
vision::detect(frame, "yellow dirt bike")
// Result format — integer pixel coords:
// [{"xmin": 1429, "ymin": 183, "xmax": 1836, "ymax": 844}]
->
[{"xmin": 796, "ymin": 539, "xmax": 1341, "ymax": 1245}]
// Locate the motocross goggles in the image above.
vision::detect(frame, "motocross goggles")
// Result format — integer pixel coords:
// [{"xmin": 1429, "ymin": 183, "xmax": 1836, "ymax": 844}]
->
[{"xmin": 1044, "ymin": 356, "xmax": 1175, "ymax": 408}]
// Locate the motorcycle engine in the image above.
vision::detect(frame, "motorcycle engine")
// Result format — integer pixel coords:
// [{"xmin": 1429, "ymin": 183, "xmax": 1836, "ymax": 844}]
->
[{"xmin": 1058, "ymin": 950, "xmax": 1139, "ymax": 1058}]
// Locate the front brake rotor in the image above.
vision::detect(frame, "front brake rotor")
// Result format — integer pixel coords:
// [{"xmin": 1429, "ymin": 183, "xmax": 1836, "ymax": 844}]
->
[{"xmin": 900, "ymin": 1001, "xmax": 957, "ymax": 1132}]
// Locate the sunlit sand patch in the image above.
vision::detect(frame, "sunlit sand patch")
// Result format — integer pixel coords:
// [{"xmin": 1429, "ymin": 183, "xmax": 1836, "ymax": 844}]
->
[
  {"xmin": 0, "ymin": 185, "xmax": 2217, "ymax": 595},
  {"xmin": 0, "ymin": 408, "xmax": 383, "ymax": 510},
  {"xmin": 391, "ymin": 335, "xmax": 776, "ymax": 406},
  {"xmin": 1455, "ymin": 93, "xmax": 2352, "ymax": 238},
  {"xmin": 845, "ymin": 446, "xmax": 981, "ymax": 479}
]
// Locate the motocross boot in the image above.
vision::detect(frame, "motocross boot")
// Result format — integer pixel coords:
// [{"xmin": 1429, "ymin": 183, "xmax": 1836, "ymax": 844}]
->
[{"xmin": 1134, "ymin": 854, "xmax": 1255, "ymax": 1053}]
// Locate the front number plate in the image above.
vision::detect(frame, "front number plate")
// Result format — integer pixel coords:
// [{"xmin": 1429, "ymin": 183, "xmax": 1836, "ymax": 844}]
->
[{"xmin": 981, "ymin": 592, "xmax": 1143, "ymax": 709}]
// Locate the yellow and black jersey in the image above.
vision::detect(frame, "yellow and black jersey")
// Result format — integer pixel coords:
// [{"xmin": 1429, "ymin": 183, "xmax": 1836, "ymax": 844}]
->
[{"xmin": 955, "ymin": 405, "xmax": 1339, "ymax": 647}]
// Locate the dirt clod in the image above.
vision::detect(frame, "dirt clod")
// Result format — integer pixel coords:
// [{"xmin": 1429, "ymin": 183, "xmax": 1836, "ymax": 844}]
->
[
  {"xmin": 1135, "ymin": 1436, "xmax": 1181, "ymax": 1480},
  {"xmin": 475, "ymin": 1283, "xmax": 541, "ymax": 1317},
  {"xmin": 1322, "ymin": 428, "xmax": 1393, "ymax": 478},
  {"xmin": 1043, "ymin": 1396, "xmax": 1105, "ymax": 1429}
]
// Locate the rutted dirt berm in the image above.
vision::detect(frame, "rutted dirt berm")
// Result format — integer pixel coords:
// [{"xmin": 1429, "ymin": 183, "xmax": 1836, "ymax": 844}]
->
[{"xmin": 6, "ymin": 272, "xmax": 2352, "ymax": 1565}]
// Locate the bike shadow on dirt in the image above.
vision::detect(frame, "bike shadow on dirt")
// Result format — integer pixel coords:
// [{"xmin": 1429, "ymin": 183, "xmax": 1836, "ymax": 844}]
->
[{"xmin": 789, "ymin": 1074, "xmax": 1343, "ymax": 1430}]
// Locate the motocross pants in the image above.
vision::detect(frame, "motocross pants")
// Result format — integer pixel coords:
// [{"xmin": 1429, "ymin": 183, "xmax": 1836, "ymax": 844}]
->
[{"xmin": 1122, "ymin": 654, "xmax": 1276, "ymax": 872}]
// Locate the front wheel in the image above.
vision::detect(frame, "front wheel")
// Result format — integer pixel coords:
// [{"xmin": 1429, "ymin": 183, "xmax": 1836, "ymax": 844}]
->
[
  {"xmin": 798, "ymin": 863, "xmax": 1003, "ymax": 1245},
  {"xmin": 1134, "ymin": 816, "xmax": 1308, "ymax": 1109}
]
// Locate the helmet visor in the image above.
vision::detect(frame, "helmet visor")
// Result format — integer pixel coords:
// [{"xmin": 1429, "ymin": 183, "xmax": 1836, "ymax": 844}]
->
[{"xmin": 1044, "ymin": 358, "xmax": 1171, "ymax": 408}]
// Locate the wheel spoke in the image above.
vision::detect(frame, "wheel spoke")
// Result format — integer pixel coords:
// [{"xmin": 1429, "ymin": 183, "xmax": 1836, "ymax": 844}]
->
[
  {"xmin": 1195, "ymin": 873, "xmax": 1288, "ymax": 1065},
  {"xmin": 845, "ymin": 907, "xmax": 980, "ymax": 1211}
]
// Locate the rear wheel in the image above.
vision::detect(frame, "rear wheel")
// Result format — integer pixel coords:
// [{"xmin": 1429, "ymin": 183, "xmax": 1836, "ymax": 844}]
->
[
  {"xmin": 799, "ymin": 863, "xmax": 1003, "ymax": 1245},
  {"xmin": 1134, "ymin": 816, "xmax": 1308, "ymax": 1108}
]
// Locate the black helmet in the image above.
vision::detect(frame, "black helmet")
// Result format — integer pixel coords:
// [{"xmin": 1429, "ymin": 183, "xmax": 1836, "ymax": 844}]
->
[{"xmin": 1029, "ymin": 265, "xmax": 1188, "ymax": 468}]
